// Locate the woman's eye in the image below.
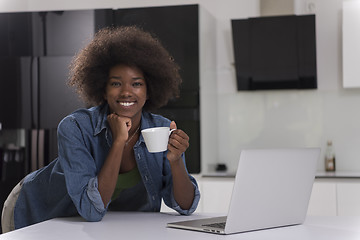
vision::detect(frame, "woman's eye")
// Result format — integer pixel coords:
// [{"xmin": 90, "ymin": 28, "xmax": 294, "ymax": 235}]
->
[
  {"xmin": 111, "ymin": 82, "xmax": 121, "ymax": 87},
  {"xmin": 133, "ymin": 82, "xmax": 143, "ymax": 87}
]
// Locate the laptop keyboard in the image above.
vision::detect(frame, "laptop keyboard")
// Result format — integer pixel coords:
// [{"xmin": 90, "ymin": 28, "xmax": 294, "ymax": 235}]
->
[{"xmin": 202, "ymin": 222, "xmax": 226, "ymax": 229}]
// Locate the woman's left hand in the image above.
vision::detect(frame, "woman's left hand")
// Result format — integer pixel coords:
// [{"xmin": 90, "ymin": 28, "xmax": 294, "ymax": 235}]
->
[{"xmin": 167, "ymin": 121, "xmax": 189, "ymax": 163}]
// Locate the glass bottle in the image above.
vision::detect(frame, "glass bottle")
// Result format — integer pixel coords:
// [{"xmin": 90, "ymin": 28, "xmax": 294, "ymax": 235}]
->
[{"xmin": 325, "ymin": 140, "xmax": 336, "ymax": 172}]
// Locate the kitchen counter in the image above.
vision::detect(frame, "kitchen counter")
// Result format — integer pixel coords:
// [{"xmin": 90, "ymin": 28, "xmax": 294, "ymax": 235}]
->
[
  {"xmin": 200, "ymin": 171, "xmax": 360, "ymax": 179},
  {"xmin": 315, "ymin": 171, "xmax": 360, "ymax": 179}
]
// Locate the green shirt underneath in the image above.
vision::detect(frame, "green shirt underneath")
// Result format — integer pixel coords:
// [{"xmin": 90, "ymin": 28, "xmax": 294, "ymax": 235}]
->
[{"xmin": 111, "ymin": 166, "xmax": 142, "ymax": 201}]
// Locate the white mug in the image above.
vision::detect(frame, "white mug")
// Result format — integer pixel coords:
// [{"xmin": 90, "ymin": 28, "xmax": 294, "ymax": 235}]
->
[{"xmin": 141, "ymin": 127, "xmax": 175, "ymax": 153}]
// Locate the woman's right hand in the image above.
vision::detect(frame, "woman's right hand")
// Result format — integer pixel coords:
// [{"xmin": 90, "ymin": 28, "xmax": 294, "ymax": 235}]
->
[{"xmin": 107, "ymin": 113, "xmax": 132, "ymax": 145}]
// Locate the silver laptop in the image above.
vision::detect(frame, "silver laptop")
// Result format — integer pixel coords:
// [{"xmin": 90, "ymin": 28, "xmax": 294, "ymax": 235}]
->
[{"xmin": 167, "ymin": 148, "xmax": 320, "ymax": 235}]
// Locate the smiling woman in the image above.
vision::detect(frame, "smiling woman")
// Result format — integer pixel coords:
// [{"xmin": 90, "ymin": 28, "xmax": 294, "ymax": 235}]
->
[{"xmin": 1, "ymin": 26, "xmax": 200, "ymax": 233}]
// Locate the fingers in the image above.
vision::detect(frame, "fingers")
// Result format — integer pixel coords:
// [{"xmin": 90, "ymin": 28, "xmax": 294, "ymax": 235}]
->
[
  {"xmin": 167, "ymin": 129, "xmax": 189, "ymax": 162},
  {"xmin": 108, "ymin": 113, "xmax": 131, "ymax": 128},
  {"xmin": 107, "ymin": 113, "xmax": 132, "ymax": 142},
  {"xmin": 168, "ymin": 129, "xmax": 189, "ymax": 154},
  {"xmin": 170, "ymin": 121, "xmax": 177, "ymax": 130}
]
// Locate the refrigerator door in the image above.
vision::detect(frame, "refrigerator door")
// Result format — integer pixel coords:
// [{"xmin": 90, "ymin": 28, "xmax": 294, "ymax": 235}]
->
[
  {"xmin": 39, "ymin": 56, "xmax": 84, "ymax": 129},
  {"xmin": 0, "ymin": 57, "xmax": 32, "ymax": 129}
]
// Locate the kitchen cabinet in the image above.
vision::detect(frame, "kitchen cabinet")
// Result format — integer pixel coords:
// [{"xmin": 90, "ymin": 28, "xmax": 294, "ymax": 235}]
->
[
  {"xmin": 0, "ymin": 12, "xmax": 32, "ymax": 56},
  {"xmin": 199, "ymin": 177, "xmax": 234, "ymax": 213},
  {"xmin": 343, "ymin": 1, "xmax": 360, "ymax": 88},
  {"xmin": 307, "ymin": 180, "xmax": 337, "ymax": 216},
  {"xmin": 337, "ymin": 182, "xmax": 360, "ymax": 216},
  {"xmin": 309, "ymin": 178, "xmax": 360, "ymax": 216},
  {"xmin": 161, "ymin": 176, "xmax": 360, "ymax": 216}
]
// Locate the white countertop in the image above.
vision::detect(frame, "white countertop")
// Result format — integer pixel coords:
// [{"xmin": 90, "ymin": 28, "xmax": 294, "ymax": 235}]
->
[{"xmin": 1, "ymin": 212, "xmax": 360, "ymax": 240}]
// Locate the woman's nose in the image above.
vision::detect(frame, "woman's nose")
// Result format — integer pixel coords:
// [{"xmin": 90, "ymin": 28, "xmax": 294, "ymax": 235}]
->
[{"xmin": 119, "ymin": 84, "xmax": 132, "ymax": 97}]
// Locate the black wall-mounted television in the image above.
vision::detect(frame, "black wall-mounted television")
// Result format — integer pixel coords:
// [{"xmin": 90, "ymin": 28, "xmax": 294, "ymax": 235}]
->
[{"xmin": 231, "ymin": 14, "xmax": 317, "ymax": 90}]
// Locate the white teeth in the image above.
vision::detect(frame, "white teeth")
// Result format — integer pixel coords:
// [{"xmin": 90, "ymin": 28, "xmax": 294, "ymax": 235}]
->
[{"xmin": 119, "ymin": 102, "xmax": 134, "ymax": 107}]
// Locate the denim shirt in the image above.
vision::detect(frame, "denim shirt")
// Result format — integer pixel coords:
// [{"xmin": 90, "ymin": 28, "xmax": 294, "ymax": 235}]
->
[{"xmin": 14, "ymin": 104, "xmax": 200, "ymax": 229}]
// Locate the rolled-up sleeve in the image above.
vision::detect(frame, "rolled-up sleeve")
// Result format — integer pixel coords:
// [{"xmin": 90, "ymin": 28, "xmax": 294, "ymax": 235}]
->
[
  {"xmin": 87, "ymin": 177, "xmax": 107, "ymax": 213},
  {"xmin": 169, "ymin": 175, "xmax": 200, "ymax": 215},
  {"xmin": 57, "ymin": 116, "xmax": 107, "ymax": 222}
]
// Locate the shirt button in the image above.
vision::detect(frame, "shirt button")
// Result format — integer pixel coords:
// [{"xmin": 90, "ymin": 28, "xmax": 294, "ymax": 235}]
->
[
  {"xmin": 152, "ymin": 196, "xmax": 155, "ymax": 201},
  {"xmin": 144, "ymin": 175, "xmax": 148, "ymax": 181},
  {"xmin": 137, "ymin": 153, "xmax": 141, "ymax": 159}
]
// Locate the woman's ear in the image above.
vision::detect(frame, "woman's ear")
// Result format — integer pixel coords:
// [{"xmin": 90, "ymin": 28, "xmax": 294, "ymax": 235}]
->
[{"xmin": 103, "ymin": 91, "xmax": 107, "ymax": 101}]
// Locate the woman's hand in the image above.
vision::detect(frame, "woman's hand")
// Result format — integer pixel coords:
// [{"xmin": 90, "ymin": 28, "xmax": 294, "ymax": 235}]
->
[
  {"xmin": 167, "ymin": 121, "xmax": 189, "ymax": 163},
  {"xmin": 107, "ymin": 113, "xmax": 132, "ymax": 145}
]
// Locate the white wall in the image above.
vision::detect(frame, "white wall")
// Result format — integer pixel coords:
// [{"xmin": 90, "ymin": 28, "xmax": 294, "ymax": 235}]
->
[
  {"xmin": 218, "ymin": 0, "xmax": 360, "ymax": 173},
  {"xmin": 1, "ymin": 0, "xmax": 359, "ymax": 173}
]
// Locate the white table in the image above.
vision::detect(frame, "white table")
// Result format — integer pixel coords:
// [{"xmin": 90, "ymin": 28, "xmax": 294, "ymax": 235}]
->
[{"xmin": 1, "ymin": 212, "xmax": 360, "ymax": 239}]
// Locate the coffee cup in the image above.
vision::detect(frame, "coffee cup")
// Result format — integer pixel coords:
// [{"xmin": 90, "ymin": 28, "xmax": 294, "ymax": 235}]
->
[{"xmin": 141, "ymin": 127, "xmax": 175, "ymax": 153}]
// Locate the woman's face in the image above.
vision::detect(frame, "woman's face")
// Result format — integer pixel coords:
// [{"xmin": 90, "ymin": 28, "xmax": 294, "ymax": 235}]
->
[{"xmin": 104, "ymin": 64, "xmax": 147, "ymax": 121}]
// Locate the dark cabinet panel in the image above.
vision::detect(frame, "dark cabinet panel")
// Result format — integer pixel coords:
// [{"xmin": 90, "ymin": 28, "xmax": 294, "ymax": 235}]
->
[
  {"xmin": 114, "ymin": 5, "xmax": 199, "ymax": 93},
  {"xmin": 0, "ymin": 9, "xmax": 112, "ymax": 57},
  {"xmin": 94, "ymin": 9, "xmax": 114, "ymax": 31},
  {"xmin": 0, "ymin": 13, "xmax": 33, "ymax": 56},
  {"xmin": 31, "ymin": 9, "xmax": 112, "ymax": 56},
  {"xmin": 0, "ymin": 58, "xmax": 20, "ymax": 128},
  {"xmin": 166, "ymin": 91, "xmax": 199, "ymax": 108},
  {"xmin": 0, "ymin": 57, "xmax": 32, "ymax": 129},
  {"xmin": 0, "ymin": 15, "xmax": 8, "ymax": 56},
  {"xmin": 43, "ymin": 11, "xmax": 94, "ymax": 56}
]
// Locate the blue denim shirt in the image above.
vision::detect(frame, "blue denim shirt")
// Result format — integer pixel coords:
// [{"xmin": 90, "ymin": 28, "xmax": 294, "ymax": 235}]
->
[{"xmin": 14, "ymin": 104, "xmax": 200, "ymax": 229}]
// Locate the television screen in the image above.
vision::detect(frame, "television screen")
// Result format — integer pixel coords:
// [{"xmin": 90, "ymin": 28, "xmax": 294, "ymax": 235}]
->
[{"xmin": 231, "ymin": 15, "xmax": 317, "ymax": 90}]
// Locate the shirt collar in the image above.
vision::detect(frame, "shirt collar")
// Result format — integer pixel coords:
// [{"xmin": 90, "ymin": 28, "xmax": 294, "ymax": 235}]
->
[{"xmin": 94, "ymin": 103, "xmax": 109, "ymax": 136}]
